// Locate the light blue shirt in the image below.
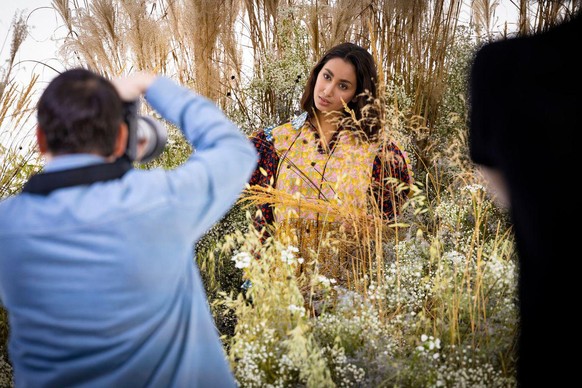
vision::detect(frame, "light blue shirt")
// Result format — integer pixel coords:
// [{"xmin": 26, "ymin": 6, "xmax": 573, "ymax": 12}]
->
[{"xmin": 0, "ymin": 76, "xmax": 257, "ymax": 387}]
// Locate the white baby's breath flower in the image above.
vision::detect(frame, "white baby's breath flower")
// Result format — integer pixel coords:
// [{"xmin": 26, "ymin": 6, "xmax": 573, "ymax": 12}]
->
[
  {"xmin": 288, "ymin": 304, "xmax": 306, "ymax": 317},
  {"xmin": 462, "ymin": 183, "xmax": 485, "ymax": 193},
  {"xmin": 444, "ymin": 250, "xmax": 465, "ymax": 266},
  {"xmin": 316, "ymin": 275, "xmax": 337, "ymax": 288},
  {"xmin": 281, "ymin": 245, "xmax": 299, "ymax": 265},
  {"xmin": 232, "ymin": 251, "xmax": 252, "ymax": 269},
  {"xmin": 421, "ymin": 334, "xmax": 428, "ymax": 342}
]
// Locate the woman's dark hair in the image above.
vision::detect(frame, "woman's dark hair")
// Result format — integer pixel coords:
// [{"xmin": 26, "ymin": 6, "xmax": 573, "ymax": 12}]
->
[
  {"xmin": 37, "ymin": 68, "xmax": 124, "ymax": 156},
  {"xmin": 300, "ymin": 42, "xmax": 381, "ymax": 139}
]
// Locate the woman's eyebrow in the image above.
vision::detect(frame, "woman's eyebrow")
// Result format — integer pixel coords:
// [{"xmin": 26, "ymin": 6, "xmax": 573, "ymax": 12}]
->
[{"xmin": 323, "ymin": 67, "xmax": 353, "ymax": 85}]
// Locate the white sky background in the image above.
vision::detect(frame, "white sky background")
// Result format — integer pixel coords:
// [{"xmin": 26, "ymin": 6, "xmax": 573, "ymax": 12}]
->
[
  {"xmin": 1, "ymin": 0, "xmax": 66, "ymax": 152},
  {"xmin": 1, "ymin": 0, "xmax": 522, "ymax": 89},
  {"xmin": 0, "ymin": 0, "xmax": 520, "ymax": 152},
  {"xmin": 1, "ymin": 0, "xmax": 66, "ymax": 88}
]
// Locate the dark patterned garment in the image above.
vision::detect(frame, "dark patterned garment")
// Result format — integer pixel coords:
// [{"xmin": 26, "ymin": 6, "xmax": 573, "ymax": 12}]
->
[
  {"xmin": 370, "ymin": 142, "xmax": 411, "ymax": 220},
  {"xmin": 249, "ymin": 130, "xmax": 278, "ymax": 226}
]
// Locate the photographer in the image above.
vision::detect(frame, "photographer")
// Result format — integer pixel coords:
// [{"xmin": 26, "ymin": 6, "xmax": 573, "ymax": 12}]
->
[{"xmin": 0, "ymin": 69, "xmax": 257, "ymax": 386}]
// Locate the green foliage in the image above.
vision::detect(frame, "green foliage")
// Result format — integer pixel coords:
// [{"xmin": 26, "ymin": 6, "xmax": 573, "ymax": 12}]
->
[
  {"xmin": 218, "ymin": 225, "xmax": 334, "ymax": 387},
  {"xmin": 215, "ymin": 201, "xmax": 517, "ymax": 386},
  {"xmin": 0, "ymin": 306, "xmax": 11, "ymax": 382},
  {"xmin": 224, "ymin": 5, "xmax": 312, "ymax": 134},
  {"xmin": 0, "ymin": 149, "xmax": 41, "ymax": 199},
  {"xmin": 0, "ymin": 2, "xmax": 523, "ymax": 386},
  {"xmin": 433, "ymin": 25, "xmax": 475, "ymax": 141},
  {"xmin": 428, "ymin": 25, "xmax": 477, "ymax": 177},
  {"xmin": 137, "ymin": 122, "xmax": 192, "ymax": 171},
  {"xmin": 0, "ymin": 343, "xmax": 12, "ymax": 388},
  {"xmin": 313, "ymin": 295, "xmax": 392, "ymax": 387},
  {"xmin": 211, "ymin": 18, "xmax": 518, "ymax": 386},
  {"xmin": 195, "ymin": 202, "xmax": 248, "ymax": 338}
]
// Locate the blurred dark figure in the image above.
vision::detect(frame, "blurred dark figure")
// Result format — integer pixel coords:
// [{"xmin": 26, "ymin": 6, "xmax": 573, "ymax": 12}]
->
[{"xmin": 469, "ymin": 12, "xmax": 582, "ymax": 387}]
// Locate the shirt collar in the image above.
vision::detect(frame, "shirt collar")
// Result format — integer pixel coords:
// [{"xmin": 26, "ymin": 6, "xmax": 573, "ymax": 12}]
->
[
  {"xmin": 291, "ymin": 111, "xmax": 308, "ymax": 131},
  {"xmin": 43, "ymin": 154, "xmax": 109, "ymax": 173}
]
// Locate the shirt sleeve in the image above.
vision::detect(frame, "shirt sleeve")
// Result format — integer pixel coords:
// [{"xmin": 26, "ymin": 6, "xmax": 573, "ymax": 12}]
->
[
  {"xmin": 370, "ymin": 142, "xmax": 412, "ymax": 220},
  {"xmin": 143, "ymin": 76, "xmax": 258, "ymax": 234}
]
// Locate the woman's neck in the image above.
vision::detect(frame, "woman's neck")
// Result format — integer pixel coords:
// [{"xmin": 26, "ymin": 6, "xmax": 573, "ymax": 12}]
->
[{"xmin": 311, "ymin": 112, "xmax": 340, "ymax": 146}]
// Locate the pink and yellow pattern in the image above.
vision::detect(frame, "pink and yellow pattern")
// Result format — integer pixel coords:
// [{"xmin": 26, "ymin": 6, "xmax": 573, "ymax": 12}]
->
[
  {"xmin": 249, "ymin": 112, "xmax": 412, "ymax": 226},
  {"xmin": 273, "ymin": 120, "xmax": 377, "ymax": 222}
]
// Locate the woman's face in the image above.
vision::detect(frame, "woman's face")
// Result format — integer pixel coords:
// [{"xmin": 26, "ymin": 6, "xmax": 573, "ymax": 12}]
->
[{"xmin": 313, "ymin": 57, "xmax": 357, "ymax": 115}]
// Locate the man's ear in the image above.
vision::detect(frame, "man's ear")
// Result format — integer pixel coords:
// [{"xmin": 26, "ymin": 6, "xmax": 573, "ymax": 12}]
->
[
  {"xmin": 113, "ymin": 122, "xmax": 128, "ymax": 158},
  {"xmin": 36, "ymin": 125, "xmax": 49, "ymax": 155}
]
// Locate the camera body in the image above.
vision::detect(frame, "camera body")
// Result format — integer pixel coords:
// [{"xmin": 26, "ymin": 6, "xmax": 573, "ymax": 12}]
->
[{"xmin": 123, "ymin": 101, "xmax": 167, "ymax": 163}]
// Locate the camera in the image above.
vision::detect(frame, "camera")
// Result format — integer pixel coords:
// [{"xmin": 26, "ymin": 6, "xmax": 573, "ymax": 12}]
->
[{"xmin": 123, "ymin": 100, "xmax": 167, "ymax": 163}]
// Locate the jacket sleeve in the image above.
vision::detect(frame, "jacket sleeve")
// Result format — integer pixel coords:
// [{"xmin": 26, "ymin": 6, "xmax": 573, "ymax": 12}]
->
[
  {"xmin": 247, "ymin": 128, "xmax": 279, "ymax": 227},
  {"xmin": 248, "ymin": 129, "xmax": 278, "ymax": 188},
  {"xmin": 144, "ymin": 77, "xmax": 258, "ymax": 234},
  {"xmin": 369, "ymin": 142, "xmax": 412, "ymax": 220}
]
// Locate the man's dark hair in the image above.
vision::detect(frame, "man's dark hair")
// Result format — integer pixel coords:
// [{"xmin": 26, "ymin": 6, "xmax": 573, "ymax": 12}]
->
[
  {"xmin": 37, "ymin": 68, "xmax": 124, "ymax": 156},
  {"xmin": 300, "ymin": 42, "xmax": 381, "ymax": 139}
]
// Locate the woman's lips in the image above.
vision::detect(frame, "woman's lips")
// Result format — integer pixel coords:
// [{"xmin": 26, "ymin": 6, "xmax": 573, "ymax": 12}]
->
[{"xmin": 318, "ymin": 96, "xmax": 330, "ymax": 106}]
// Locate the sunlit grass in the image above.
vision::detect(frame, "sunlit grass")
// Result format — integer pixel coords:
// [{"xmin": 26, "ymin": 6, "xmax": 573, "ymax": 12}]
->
[{"xmin": 3, "ymin": 1, "xmax": 577, "ymax": 386}]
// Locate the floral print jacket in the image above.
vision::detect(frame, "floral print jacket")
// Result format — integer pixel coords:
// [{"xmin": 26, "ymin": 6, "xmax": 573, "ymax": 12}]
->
[{"xmin": 248, "ymin": 112, "xmax": 412, "ymax": 226}]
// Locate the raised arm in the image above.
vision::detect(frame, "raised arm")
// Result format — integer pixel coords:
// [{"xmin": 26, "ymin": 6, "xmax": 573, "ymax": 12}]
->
[{"xmin": 141, "ymin": 75, "xmax": 258, "ymax": 233}]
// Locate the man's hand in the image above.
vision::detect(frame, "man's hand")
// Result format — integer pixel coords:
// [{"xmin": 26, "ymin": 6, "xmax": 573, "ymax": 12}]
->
[{"xmin": 111, "ymin": 72, "xmax": 157, "ymax": 102}]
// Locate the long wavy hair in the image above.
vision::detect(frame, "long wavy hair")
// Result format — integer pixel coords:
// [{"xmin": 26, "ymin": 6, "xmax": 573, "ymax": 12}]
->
[{"xmin": 300, "ymin": 42, "xmax": 382, "ymax": 140}]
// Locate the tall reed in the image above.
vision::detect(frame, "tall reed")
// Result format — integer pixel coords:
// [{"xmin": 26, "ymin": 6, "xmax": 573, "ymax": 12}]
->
[
  {"xmin": 3, "ymin": 1, "xmax": 577, "ymax": 385},
  {"xmin": 0, "ymin": 13, "xmax": 44, "ymax": 384}
]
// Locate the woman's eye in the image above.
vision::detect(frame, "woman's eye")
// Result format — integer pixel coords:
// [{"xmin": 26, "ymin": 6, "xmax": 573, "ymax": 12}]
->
[
  {"xmin": 339, "ymin": 83, "xmax": 348, "ymax": 90},
  {"xmin": 323, "ymin": 73, "xmax": 331, "ymax": 80}
]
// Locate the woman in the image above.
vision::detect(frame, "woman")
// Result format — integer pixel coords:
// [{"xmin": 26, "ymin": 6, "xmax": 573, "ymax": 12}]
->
[{"xmin": 248, "ymin": 42, "xmax": 412, "ymax": 230}]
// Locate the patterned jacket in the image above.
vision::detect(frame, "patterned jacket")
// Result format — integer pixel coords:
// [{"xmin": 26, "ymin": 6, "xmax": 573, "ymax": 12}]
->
[{"xmin": 249, "ymin": 112, "xmax": 412, "ymax": 226}]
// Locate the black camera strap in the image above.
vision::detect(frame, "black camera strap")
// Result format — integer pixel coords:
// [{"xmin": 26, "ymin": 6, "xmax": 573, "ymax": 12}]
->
[{"xmin": 22, "ymin": 157, "xmax": 133, "ymax": 196}]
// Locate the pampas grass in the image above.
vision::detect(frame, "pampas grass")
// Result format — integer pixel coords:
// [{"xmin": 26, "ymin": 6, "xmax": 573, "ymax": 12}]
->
[{"xmin": 2, "ymin": 1, "xmax": 580, "ymax": 386}]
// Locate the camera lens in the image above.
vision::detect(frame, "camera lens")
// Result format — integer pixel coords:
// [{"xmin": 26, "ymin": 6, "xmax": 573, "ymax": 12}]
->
[{"xmin": 135, "ymin": 116, "xmax": 167, "ymax": 163}]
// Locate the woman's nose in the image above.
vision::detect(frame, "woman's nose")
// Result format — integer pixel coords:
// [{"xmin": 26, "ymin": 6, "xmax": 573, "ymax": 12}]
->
[{"xmin": 323, "ymin": 84, "xmax": 333, "ymax": 97}]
